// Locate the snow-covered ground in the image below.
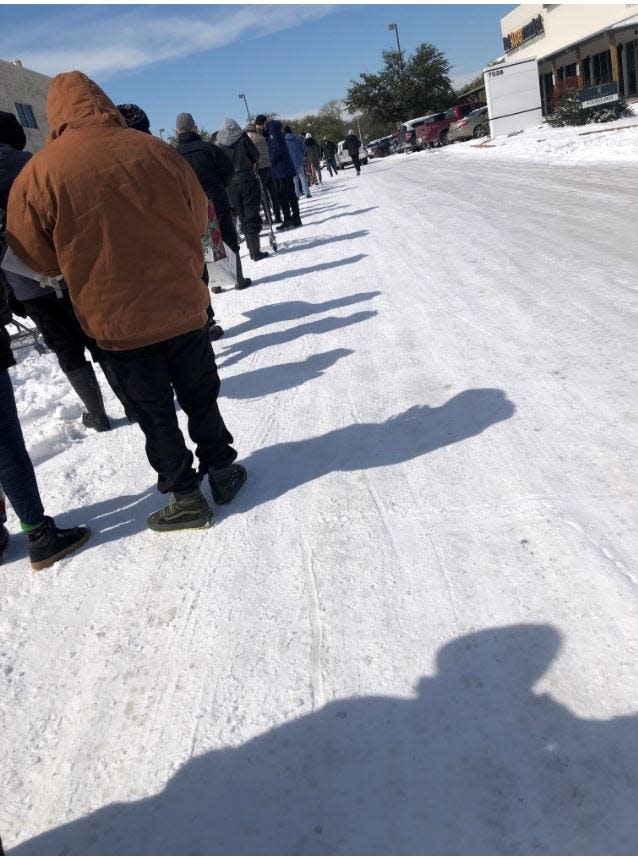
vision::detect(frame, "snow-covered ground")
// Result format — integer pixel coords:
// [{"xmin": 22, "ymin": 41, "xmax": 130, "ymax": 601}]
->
[{"xmin": 2, "ymin": 124, "xmax": 638, "ymax": 854}]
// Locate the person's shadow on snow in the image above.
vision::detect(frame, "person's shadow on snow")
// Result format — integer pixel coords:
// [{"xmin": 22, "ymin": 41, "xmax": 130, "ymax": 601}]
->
[
  {"xmin": 230, "ymin": 388, "xmax": 515, "ymax": 513},
  {"xmin": 221, "ymin": 348, "xmax": 354, "ymax": 400},
  {"xmin": 217, "ymin": 309, "xmax": 376, "ymax": 369},
  {"xmin": 10, "ymin": 624, "xmax": 638, "ymax": 855},
  {"xmin": 222, "ymin": 291, "xmax": 381, "ymax": 339}
]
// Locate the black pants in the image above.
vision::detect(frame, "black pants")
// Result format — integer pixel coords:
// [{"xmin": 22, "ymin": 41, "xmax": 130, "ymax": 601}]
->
[
  {"xmin": 259, "ymin": 167, "xmax": 281, "ymax": 220},
  {"xmin": 23, "ymin": 290, "xmax": 101, "ymax": 372},
  {"xmin": 276, "ymin": 177, "xmax": 300, "ymax": 224},
  {"xmin": 228, "ymin": 175, "xmax": 261, "ymax": 239},
  {"xmin": 351, "ymin": 152, "xmax": 361, "ymax": 173},
  {"xmin": 106, "ymin": 327, "xmax": 237, "ymax": 494}
]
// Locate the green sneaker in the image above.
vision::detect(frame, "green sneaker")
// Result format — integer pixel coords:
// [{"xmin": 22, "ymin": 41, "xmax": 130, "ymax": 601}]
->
[{"xmin": 147, "ymin": 488, "xmax": 215, "ymax": 532}]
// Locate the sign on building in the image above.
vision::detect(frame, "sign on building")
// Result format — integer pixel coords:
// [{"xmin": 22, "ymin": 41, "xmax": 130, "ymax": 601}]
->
[
  {"xmin": 483, "ymin": 57, "xmax": 543, "ymax": 138},
  {"xmin": 578, "ymin": 82, "xmax": 619, "ymax": 109}
]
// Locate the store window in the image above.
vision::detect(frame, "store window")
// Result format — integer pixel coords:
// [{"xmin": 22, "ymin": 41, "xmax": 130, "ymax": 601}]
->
[
  {"xmin": 592, "ymin": 49, "xmax": 612, "ymax": 85},
  {"xmin": 564, "ymin": 63, "xmax": 577, "ymax": 78},
  {"xmin": 627, "ymin": 40, "xmax": 638, "ymax": 95},
  {"xmin": 14, "ymin": 102, "xmax": 38, "ymax": 129}
]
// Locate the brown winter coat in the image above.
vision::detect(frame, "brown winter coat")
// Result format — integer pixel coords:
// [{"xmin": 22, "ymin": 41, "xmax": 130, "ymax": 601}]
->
[{"xmin": 6, "ymin": 71, "xmax": 209, "ymax": 350}]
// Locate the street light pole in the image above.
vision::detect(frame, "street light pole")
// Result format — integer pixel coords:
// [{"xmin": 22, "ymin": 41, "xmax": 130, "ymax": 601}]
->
[
  {"xmin": 238, "ymin": 93, "xmax": 251, "ymax": 122},
  {"xmin": 388, "ymin": 23, "xmax": 407, "ymax": 117},
  {"xmin": 159, "ymin": 128, "xmax": 165, "ymax": 141}
]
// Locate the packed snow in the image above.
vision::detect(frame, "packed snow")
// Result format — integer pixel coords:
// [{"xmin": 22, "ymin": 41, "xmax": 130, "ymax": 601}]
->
[{"xmin": 1, "ymin": 122, "xmax": 638, "ymax": 854}]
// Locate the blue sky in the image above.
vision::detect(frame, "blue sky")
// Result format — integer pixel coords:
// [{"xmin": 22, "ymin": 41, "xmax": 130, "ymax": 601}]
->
[{"xmin": 1, "ymin": 4, "xmax": 513, "ymax": 136}]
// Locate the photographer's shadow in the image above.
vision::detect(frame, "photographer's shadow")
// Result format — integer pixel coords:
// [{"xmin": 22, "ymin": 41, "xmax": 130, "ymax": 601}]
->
[{"xmin": 11, "ymin": 624, "xmax": 638, "ymax": 855}]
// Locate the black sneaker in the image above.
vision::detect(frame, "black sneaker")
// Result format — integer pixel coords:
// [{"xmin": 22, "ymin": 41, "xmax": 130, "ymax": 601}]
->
[
  {"xmin": 27, "ymin": 516, "xmax": 91, "ymax": 571},
  {"xmin": 82, "ymin": 412, "xmax": 111, "ymax": 432},
  {"xmin": 209, "ymin": 324, "xmax": 224, "ymax": 342},
  {"xmin": 276, "ymin": 221, "xmax": 294, "ymax": 232},
  {"xmin": 147, "ymin": 488, "xmax": 214, "ymax": 532},
  {"xmin": 211, "ymin": 285, "xmax": 223, "ymax": 294},
  {"xmin": 209, "ymin": 463, "xmax": 247, "ymax": 505},
  {"xmin": 292, "ymin": 218, "xmax": 303, "ymax": 228}
]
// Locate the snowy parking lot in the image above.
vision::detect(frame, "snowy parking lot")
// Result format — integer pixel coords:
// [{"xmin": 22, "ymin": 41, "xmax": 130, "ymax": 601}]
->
[{"xmin": 2, "ymin": 124, "xmax": 638, "ymax": 854}]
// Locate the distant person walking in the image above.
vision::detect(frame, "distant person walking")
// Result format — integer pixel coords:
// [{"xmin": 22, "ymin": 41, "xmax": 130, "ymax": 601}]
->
[
  {"xmin": 322, "ymin": 137, "xmax": 338, "ymax": 176},
  {"xmin": 345, "ymin": 129, "xmax": 362, "ymax": 175},
  {"xmin": 305, "ymin": 133, "xmax": 323, "ymax": 185},
  {"xmin": 283, "ymin": 126, "xmax": 310, "ymax": 199}
]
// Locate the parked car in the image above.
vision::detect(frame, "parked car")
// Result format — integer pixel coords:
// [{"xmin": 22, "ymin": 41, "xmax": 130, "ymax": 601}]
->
[
  {"xmin": 369, "ymin": 135, "xmax": 395, "ymax": 158},
  {"xmin": 416, "ymin": 102, "xmax": 487, "ymax": 148},
  {"xmin": 398, "ymin": 114, "xmax": 436, "ymax": 152},
  {"xmin": 337, "ymin": 140, "xmax": 369, "ymax": 168},
  {"xmin": 448, "ymin": 106, "xmax": 490, "ymax": 142}
]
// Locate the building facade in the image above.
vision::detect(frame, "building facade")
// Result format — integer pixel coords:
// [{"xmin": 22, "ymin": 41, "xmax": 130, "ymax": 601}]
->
[
  {"xmin": 0, "ymin": 58, "xmax": 51, "ymax": 151},
  {"xmin": 500, "ymin": 4, "xmax": 638, "ymax": 113}
]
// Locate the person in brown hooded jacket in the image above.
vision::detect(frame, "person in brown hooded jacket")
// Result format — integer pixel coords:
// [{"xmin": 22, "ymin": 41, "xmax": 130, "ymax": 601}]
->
[{"xmin": 6, "ymin": 71, "xmax": 247, "ymax": 532}]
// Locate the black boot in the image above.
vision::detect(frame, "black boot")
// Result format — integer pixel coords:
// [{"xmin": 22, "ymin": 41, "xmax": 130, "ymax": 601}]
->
[
  {"xmin": 65, "ymin": 365, "xmax": 111, "ymax": 431},
  {"xmin": 147, "ymin": 487, "xmax": 215, "ymax": 532},
  {"xmin": 209, "ymin": 463, "xmax": 247, "ymax": 505},
  {"xmin": 235, "ymin": 252, "xmax": 252, "ymax": 290},
  {"xmin": 27, "ymin": 516, "xmax": 90, "ymax": 571},
  {"xmin": 246, "ymin": 235, "xmax": 269, "ymax": 262},
  {"xmin": 0, "ymin": 525, "xmax": 8, "ymax": 565},
  {"xmin": 276, "ymin": 220, "xmax": 294, "ymax": 232}
]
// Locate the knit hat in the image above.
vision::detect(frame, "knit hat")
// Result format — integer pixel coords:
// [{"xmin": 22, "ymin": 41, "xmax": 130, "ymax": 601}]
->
[
  {"xmin": 116, "ymin": 104, "xmax": 150, "ymax": 134},
  {"xmin": 305, "ymin": 132, "xmax": 312, "ymax": 139},
  {"xmin": 175, "ymin": 111, "xmax": 196, "ymax": 133},
  {"xmin": 255, "ymin": 114, "xmax": 267, "ymax": 125},
  {"xmin": 348, "ymin": 128, "xmax": 355, "ymax": 135},
  {"xmin": 0, "ymin": 110, "xmax": 26, "ymax": 150}
]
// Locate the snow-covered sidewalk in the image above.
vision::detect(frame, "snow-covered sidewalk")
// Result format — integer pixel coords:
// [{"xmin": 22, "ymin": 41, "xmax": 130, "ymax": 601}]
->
[{"xmin": 1, "ymin": 143, "xmax": 637, "ymax": 854}]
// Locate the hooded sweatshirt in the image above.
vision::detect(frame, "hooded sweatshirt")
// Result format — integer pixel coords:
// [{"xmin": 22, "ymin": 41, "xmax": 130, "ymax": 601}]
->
[
  {"xmin": 244, "ymin": 122, "xmax": 270, "ymax": 170},
  {"xmin": 216, "ymin": 118, "xmax": 259, "ymax": 179},
  {"xmin": 6, "ymin": 71, "xmax": 209, "ymax": 351},
  {"xmin": 265, "ymin": 120, "xmax": 296, "ymax": 181}
]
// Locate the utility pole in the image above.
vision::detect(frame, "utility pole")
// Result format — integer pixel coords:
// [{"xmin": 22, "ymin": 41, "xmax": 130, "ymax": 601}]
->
[
  {"xmin": 238, "ymin": 93, "xmax": 251, "ymax": 123},
  {"xmin": 159, "ymin": 128, "xmax": 164, "ymax": 141},
  {"xmin": 388, "ymin": 22, "xmax": 407, "ymax": 118}
]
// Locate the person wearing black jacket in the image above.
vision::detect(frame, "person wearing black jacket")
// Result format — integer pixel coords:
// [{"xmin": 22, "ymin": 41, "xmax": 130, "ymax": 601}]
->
[
  {"xmin": 175, "ymin": 112, "xmax": 251, "ymax": 289},
  {"xmin": 215, "ymin": 117, "xmax": 269, "ymax": 263},
  {"xmin": 322, "ymin": 137, "xmax": 338, "ymax": 176},
  {"xmin": 345, "ymin": 129, "xmax": 363, "ymax": 175}
]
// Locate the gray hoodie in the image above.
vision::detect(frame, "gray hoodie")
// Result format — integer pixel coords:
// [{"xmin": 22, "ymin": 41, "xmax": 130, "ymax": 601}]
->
[{"xmin": 216, "ymin": 118, "xmax": 243, "ymax": 147}]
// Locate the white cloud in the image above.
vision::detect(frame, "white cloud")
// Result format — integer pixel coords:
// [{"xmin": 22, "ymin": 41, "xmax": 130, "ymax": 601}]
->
[{"xmin": 1, "ymin": 5, "xmax": 335, "ymax": 79}]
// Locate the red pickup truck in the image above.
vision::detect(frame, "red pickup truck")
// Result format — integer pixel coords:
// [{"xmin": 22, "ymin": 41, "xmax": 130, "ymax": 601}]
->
[{"xmin": 416, "ymin": 103, "xmax": 486, "ymax": 148}]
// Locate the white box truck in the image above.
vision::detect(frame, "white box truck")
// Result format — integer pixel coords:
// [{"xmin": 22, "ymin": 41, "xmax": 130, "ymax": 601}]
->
[{"xmin": 483, "ymin": 58, "xmax": 543, "ymax": 138}]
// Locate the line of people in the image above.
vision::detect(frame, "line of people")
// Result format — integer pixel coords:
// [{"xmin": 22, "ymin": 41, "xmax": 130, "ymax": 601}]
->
[{"xmin": 0, "ymin": 70, "xmax": 356, "ymax": 571}]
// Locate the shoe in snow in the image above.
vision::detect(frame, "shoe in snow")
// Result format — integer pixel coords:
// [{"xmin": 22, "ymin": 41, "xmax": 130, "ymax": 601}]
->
[
  {"xmin": 211, "ymin": 285, "xmax": 223, "ymax": 294},
  {"xmin": 305, "ymin": 194, "xmax": 312, "ymax": 199},
  {"xmin": 209, "ymin": 324, "xmax": 224, "ymax": 342},
  {"xmin": 292, "ymin": 217, "xmax": 303, "ymax": 228},
  {"xmin": 209, "ymin": 463, "xmax": 247, "ymax": 505},
  {"xmin": 27, "ymin": 516, "xmax": 90, "ymax": 571},
  {"xmin": 82, "ymin": 411, "xmax": 111, "ymax": 432},
  {"xmin": 236, "ymin": 277, "xmax": 252, "ymax": 290},
  {"xmin": 147, "ymin": 488, "xmax": 215, "ymax": 532},
  {"xmin": 276, "ymin": 221, "xmax": 294, "ymax": 232}
]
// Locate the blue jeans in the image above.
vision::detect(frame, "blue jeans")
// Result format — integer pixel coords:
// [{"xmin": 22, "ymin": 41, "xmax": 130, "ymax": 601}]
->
[
  {"xmin": 0, "ymin": 370, "xmax": 45, "ymax": 526},
  {"xmin": 293, "ymin": 168, "xmax": 310, "ymax": 198}
]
